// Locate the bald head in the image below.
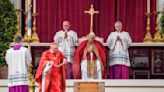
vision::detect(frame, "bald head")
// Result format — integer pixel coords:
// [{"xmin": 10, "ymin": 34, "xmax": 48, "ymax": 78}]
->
[
  {"xmin": 114, "ymin": 21, "xmax": 123, "ymax": 32},
  {"xmin": 63, "ymin": 21, "xmax": 70, "ymax": 31},
  {"xmin": 88, "ymin": 32, "xmax": 95, "ymax": 38}
]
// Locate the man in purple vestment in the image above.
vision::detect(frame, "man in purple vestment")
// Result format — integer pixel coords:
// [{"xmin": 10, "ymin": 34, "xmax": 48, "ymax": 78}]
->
[{"xmin": 5, "ymin": 36, "xmax": 32, "ymax": 92}]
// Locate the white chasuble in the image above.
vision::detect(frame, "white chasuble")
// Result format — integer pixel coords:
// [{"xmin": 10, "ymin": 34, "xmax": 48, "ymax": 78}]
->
[
  {"xmin": 5, "ymin": 47, "xmax": 32, "ymax": 87},
  {"xmin": 54, "ymin": 30, "xmax": 78, "ymax": 62},
  {"xmin": 107, "ymin": 31, "xmax": 132, "ymax": 66}
]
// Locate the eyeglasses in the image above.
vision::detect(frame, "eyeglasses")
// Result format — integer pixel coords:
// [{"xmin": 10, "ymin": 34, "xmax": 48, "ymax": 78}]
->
[{"xmin": 63, "ymin": 25, "xmax": 70, "ymax": 26}]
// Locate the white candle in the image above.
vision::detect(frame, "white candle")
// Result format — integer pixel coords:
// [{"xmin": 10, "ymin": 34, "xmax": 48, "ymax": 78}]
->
[
  {"xmin": 28, "ymin": 0, "xmax": 31, "ymax": 11},
  {"xmin": 28, "ymin": 29, "xmax": 31, "ymax": 37},
  {"xmin": 33, "ymin": 0, "xmax": 36, "ymax": 13},
  {"xmin": 17, "ymin": 0, "xmax": 20, "ymax": 9},
  {"xmin": 25, "ymin": 0, "xmax": 28, "ymax": 12},
  {"xmin": 28, "ymin": 0, "xmax": 31, "ymax": 4},
  {"xmin": 157, "ymin": 0, "xmax": 164, "ymax": 12},
  {"xmin": 147, "ymin": 0, "xmax": 150, "ymax": 13},
  {"xmin": 156, "ymin": 0, "xmax": 159, "ymax": 12}
]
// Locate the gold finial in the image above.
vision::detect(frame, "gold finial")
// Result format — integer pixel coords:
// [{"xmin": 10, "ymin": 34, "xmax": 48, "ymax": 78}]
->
[{"xmin": 84, "ymin": 4, "xmax": 99, "ymax": 33}]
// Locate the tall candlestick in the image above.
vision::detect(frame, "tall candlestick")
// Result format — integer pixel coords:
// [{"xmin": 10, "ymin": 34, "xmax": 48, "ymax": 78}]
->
[
  {"xmin": 32, "ymin": 13, "xmax": 40, "ymax": 42},
  {"xmin": 147, "ymin": 0, "xmax": 150, "ymax": 13},
  {"xmin": 33, "ymin": 0, "xmax": 36, "ymax": 13},
  {"xmin": 144, "ymin": 13, "xmax": 152, "ymax": 42},
  {"xmin": 14, "ymin": 9, "xmax": 22, "ymax": 40}
]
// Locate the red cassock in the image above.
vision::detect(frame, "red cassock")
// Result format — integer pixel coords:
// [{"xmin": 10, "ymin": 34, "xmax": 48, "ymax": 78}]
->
[
  {"xmin": 73, "ymin": 40, "xmax": 107, "ymax": 79},
  {"xmin": 35, "ymin": 50, "xmax": 66, "ymax": 92}
]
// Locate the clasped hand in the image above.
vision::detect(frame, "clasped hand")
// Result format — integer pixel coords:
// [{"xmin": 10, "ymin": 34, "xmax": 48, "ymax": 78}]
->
[{"xmin": 116, "ymin": 36, "xmax": 122, "ymax": 42}]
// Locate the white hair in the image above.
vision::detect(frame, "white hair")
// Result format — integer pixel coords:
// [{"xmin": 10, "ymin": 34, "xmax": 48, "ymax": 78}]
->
[
  {"xmin": 115, "ymin": 21, "xmax": 122, "ymax": 26},
  {"xmin": 89, "ymin": 32, "xmax": 95, "ymax": 37}
]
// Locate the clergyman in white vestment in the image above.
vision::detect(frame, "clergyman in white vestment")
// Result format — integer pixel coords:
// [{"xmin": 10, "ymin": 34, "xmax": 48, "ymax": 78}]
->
[
  {"xmin": 5, "ymin": 36, "xmax": 32, "ymax": 92},
  {"xmin": 54, "ymin": 21, "xmax": 78, "ymax": 79},
  {"xmin": 107, "ymin": 21, "xmax": 132, "ymax": 79}
]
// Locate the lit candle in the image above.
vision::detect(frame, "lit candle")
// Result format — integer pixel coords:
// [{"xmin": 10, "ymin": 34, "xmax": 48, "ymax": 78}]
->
[
  {"xmin": 33, "ymin": 0, "xmax": 36, "ymax": 13},
  {"xmin": 147, "ymin": 0, "xmax": 150, "ymax": 13}
]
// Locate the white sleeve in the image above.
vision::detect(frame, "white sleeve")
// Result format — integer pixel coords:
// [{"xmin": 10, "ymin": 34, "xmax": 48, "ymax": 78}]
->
[
  {"xmin": 107, "ymin": 33, "xmax": 116, "ymax": 50},
  {"xmin": 53, "ymin": 32, "xmax": 59, "ymax": 42},
  {"xmin": 67, "ymin": 31, "xmax": 78, "ymax": 47},
  {"xmin": 53, "ymin": 31, "xmax": 64, "ymax": 44},
  {"xmin": 122, "ymin": 32, "xmax": 132, "ymax": 50},
  {"xmin": 25, "ymin": 49, "xmax": 32, "ymax": 65},
  {"xmin": 72, "ymin": 32, "xmax": 78, "ymax": 45},
  {"xmin": 5, "ymin": 51, "xmax": 9, "ymax": 65}
]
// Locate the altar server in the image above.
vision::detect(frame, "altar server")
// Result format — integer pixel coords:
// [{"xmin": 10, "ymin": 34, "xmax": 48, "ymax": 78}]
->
[{"xmin": 107, "ymin": 21, "xmax": 132, "ymax": 79}]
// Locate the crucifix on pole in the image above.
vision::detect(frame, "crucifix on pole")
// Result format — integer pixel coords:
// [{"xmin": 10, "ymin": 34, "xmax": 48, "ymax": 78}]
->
[{"xmin": 84, "ymin": 4, "xmax": 99, "ymax": 33}]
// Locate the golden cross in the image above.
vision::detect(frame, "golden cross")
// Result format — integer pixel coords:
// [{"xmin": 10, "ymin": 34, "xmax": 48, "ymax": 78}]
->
[{"xmin": 84, "ymin": 4, "xmax": 99, "ymax": 33}]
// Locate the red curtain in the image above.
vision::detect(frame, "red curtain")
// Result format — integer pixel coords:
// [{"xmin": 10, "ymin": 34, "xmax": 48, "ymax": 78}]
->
[
  {"xmin": 36, "ymin": 0, "xmax": 156, "ymax": 42},
  {"xmin": 116, "ymin": 0, "xmax": 156, "ymax": 42}
]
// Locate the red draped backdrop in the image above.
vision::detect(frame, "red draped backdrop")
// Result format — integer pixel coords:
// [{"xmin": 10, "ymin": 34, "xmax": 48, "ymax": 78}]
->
[{"xmin": 36, "ymin": 0, "xmax": 156, "ymax": 42}]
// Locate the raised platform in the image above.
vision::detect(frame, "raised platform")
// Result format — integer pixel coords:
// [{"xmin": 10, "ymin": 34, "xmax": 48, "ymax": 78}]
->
[
  {"xmin": 10, "ymin": 42, "xmax": 164, "ymax": 47},
  {"xmin": 1, "ymin": 79, "xmax": 164, "ymax": 92}
]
